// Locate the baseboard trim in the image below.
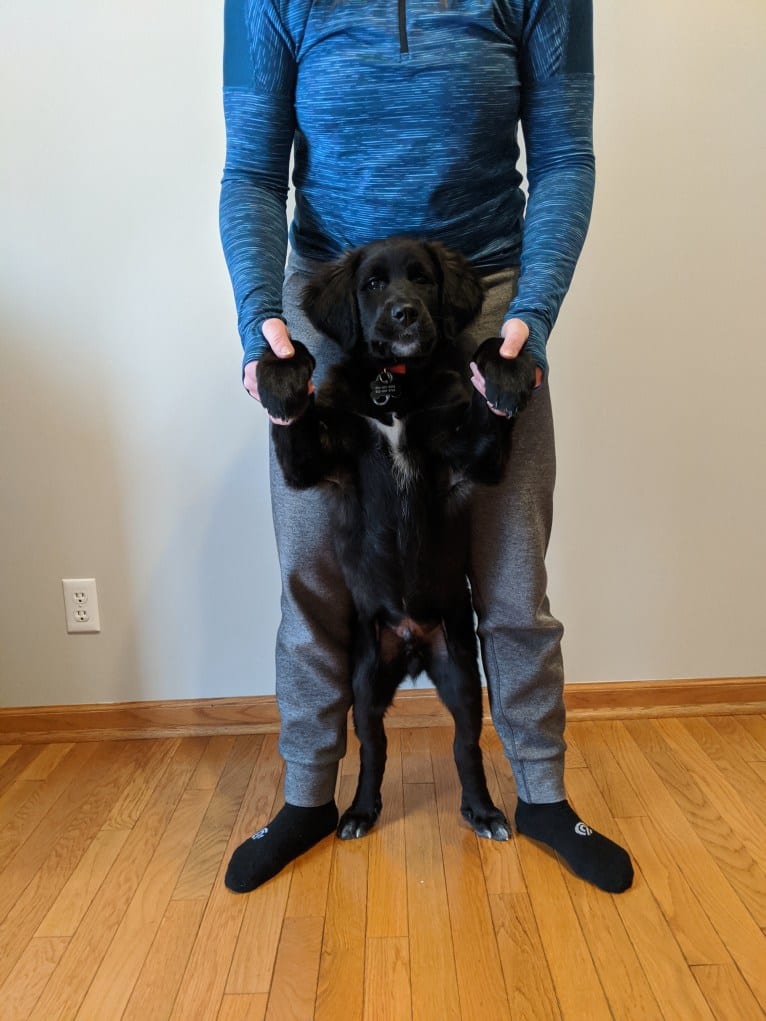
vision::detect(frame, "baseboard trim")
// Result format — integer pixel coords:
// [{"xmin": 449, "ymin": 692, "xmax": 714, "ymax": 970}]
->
[{"xmin": 0, "ymin": 677, "xmax": 764, "ymax": 744}]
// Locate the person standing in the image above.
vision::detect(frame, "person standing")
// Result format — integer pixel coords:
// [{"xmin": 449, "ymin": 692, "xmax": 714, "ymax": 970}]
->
[{"xmin": 219, "ymin": 0, "xmax": 633, "ymax": 895}]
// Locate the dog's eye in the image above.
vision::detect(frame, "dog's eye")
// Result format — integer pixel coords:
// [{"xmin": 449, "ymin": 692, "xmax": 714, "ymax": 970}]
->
[
  {"xmin": 409, "ymin": 270, "xmax": 434, "ymax": 286},
  {"xmin": 363, "ymin": 277, "xmax": 386, "ymax": 292}
]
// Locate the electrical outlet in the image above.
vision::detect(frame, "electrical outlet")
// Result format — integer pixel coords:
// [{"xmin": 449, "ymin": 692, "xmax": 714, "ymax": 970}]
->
[{"xmin": 62, "ymin": 578, "xmax": 101, "ymax": 633}]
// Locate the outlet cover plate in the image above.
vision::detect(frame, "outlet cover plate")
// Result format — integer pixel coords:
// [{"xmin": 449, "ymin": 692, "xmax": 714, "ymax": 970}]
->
[{"xmin": 62, "ymin": 578, "xmax": 101, "ymax": 633}]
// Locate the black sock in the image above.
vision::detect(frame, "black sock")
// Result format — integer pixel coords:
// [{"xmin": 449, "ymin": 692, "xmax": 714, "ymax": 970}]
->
[
  {"xmin": 515, "ymin": 799, "xmax": 634, "ymax": 893},
  {"xmin": 225, "ymin": 801, "xmax": 339, "ymax": 894}
]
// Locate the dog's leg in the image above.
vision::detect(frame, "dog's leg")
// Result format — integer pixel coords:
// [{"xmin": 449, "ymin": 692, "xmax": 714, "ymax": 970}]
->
[
  {"xmin": 338, "ymin": 624, "xmax": 404, "ymax": 840},
  {"xmin": 427, "ymin": 603, "xmax": 510, "ymax": 841}
]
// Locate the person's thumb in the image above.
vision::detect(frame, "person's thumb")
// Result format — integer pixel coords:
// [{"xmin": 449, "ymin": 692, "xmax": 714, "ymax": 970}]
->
[
  {"xmin": 499, "ymin": 317, "xmax": 530, "ymax": 359},
  {"xmin": 262, "ymin": 318, "xmax": 294, "ymax": 358}
]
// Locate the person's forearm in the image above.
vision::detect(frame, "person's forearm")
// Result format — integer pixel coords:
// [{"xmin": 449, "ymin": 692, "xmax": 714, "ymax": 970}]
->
[
  {"xmin": 220, "ymin": 85, "xmax": 294, "ymax": 368},
  {"xmin": 220, "ymin": 167, "xmax": 290, "ymax": 368},
  {"xmin": 506, "ymin": 75, "xmax": 595, "ymax": 374}
]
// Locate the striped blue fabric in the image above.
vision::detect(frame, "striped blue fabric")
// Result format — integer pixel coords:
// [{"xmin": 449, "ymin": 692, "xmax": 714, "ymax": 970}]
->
[{"xmin": 219, "ymin": 0, "xmax": 595, "ymax": 373}]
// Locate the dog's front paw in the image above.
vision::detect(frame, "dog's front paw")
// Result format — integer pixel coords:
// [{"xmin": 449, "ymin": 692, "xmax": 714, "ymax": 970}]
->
[
  {"xmin": 255, "ymin": 340, "xmax": 316, "ymax": 424},
  {"xmin": 461, "ymin": 804, "xmax": 511, "ymax": 841},
  {"xmin": 471, "ymin": 337, "xmax": 537, "ymax": 418},
  {"xmin": 337, "ymin": 796, "xmax": 382, "ymax": 840}
]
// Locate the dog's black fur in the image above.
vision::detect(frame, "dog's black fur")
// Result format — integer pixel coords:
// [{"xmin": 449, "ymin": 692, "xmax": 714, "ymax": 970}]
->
[{"xmin": 257, "ymin": 237, "xmax": 536, "ymax": 841}]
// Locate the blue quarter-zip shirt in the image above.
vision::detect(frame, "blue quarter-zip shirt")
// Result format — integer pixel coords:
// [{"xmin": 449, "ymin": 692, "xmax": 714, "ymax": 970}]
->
[{"xmin": 220, "ymin": 0, "xmax": 595, "ymax": 373}]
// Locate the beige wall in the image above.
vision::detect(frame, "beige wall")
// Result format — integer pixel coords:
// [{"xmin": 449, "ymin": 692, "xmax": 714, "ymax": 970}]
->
[{"xmin": 1, "ymin": 1, "xmax": 764, "ymax": 708}]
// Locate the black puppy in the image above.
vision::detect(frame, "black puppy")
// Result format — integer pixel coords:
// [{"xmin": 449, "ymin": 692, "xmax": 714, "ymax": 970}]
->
[{"xmin": 257, "ymin": 237, "xmax": 536, "ymax": 841}]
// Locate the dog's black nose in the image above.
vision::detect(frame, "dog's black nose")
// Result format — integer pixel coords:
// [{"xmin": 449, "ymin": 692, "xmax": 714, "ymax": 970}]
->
[{"xmin": 391, "ymin": 304, "xmax": 418, "ymax": 327}]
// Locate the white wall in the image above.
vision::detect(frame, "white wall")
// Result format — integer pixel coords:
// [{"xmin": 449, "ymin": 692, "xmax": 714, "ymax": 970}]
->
[{"xmin": 1, "ymin": 1, "xmax": 764, "ymax": 708}]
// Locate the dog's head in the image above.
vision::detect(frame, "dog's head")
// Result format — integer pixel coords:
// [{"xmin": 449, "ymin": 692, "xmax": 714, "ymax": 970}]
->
[{"xmin": 300, "ymin": 237, "xmax": 484, "ymax": 363}]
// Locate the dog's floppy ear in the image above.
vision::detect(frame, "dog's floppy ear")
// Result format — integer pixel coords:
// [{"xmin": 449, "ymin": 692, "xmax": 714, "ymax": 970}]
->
[
  {"xmin": 426, "ymin": 242, "xmax": 485, "ymax": 337},
  {"xmin": 300, "ymin": 251, "xmax": 361, "ymax": 351}
]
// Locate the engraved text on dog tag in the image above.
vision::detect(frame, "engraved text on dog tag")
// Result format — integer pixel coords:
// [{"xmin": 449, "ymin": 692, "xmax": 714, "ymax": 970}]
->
[{"xmin": 370, "ymin": 369, "xmax": 401, "ymax": 406}]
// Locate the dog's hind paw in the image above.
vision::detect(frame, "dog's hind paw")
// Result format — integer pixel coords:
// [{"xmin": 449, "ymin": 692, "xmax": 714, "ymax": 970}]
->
[
  {"xmin": 461, "ymin": 805, "xmax": 511, "ymax": 841},
  {"xmin": 337, "ymin": 800, "xmax": 382, "ymax": 840}
]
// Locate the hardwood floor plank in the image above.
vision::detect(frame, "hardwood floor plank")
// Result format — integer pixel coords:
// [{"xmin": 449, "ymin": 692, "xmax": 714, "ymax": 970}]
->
[
  {"xmin": 483, "ymin": 734, "xmax": 528, "ymax": 896},
  {"xmin": 515, "ymin": 824, "xmax": 613, "ymax": 1019},
  {"xmin": 284, "ymin": 822, "xmax": 334, "ymax": 921},
  {"xmin": 75, "ymin": 784, "xmax": 214, "ymax": 1020},
  {"xmin": 677, "ymin": 715, "xmax": 766, "ymax": 832},
  {"xmin": 0, "ymin": 745, "xmax": 46, "ymax": 797},
  {"xmin": 26, "ymin": 737, "xmax": 207, "ymax": 1021},
  {"xmin": 0, "ymin": 741, "xmax": 146, "ymax": 984},
  {"xmin": 35, "ymin": 826, "xmax": 130, "ymax": 938},
  {"xmin": 0, "ymin": 742, "xmax": 99, "ymax": 874},
  {"xmin": 566, "ymin": 721, "xmax": 646, "ymax": 818},
  {"xmin": 562, "ymin": 768, "xmax": 670, "ymax": 1020},
  {"xmin": 692, "ymin": 964, "xmax": 766, "ymax": 1021},
  {"xmin": 264, "ymin": 916, "xmax": 324, "ymax": 1021},
  {"xmin": 174, "ymin": 735, "xmax": 263, "ymax": 901},
  {"xmin": 188, "ymin": 736, "xmax": 237, "ymax": 790},
  {"xmin": 477, "ymin": 732, "xmax": 526, "ymax": 897},
  {"xmin": 707, "ymin": 715, "xmax": 766, "ymax": 762},
  {"xmin": 616, "ymin": 814, "xmax": 729, "ymax": 967},
  {"xmin": 0, "ymin": 744, "xmax": 21, "ymax": 769},
  {"xmin": 101, "ymin": 738, "xmax": 179, "ymax": 829},
  {"xmin": 0, "ymin": 936, "xmax": 69, "ymax": 1021},
  {"xmin": 488, "ymin": 892, "xmax": 562, "ymax": 1021},
  {"xmin": 430, "ymin": 727, "xmax": 511, "ymax": 1021},
  {"xmin": 227, "ymin": 861, "xmax": 293, "ymax": 995},
  {"xmin": 225, "ymin": 740, "xmax": 293, "ymax": 997},
  {"xmin": 403, "ymin": 781, "xmax": 460, "ymax": 1021},
  {"xmin": 363, "ymin": 937, "xmax": 412, "ymax": 1021},
  {"xmin": 315, "ymin": 774, "xmax": 368, "ymax": 1021},
  {"xmin": 401, "ymin": 727, "xmax": 434, "ymax": 784},
  {"xmin": 605, "ymin": 720, "xmax": 766, "ymax": 1005},
  {"xmin": 366, "ymin": 729, "xmax": 408, "ymax": 939},
  {"xmin": 168, "ymin": 734, "xmax": 280, "ymax": 1021},
  {"xmin": 564, "ymin": 759, "xmax": 711, "ymax": 1020},
  {"xmin": 18, "ymin": 744, "xmax": 76, "ymax": 781},
  {"xmin": 122, "ymin": 899, "xmax": 206, "ymax": 1021},
  {"xmin": 0, "ymin": 780, "xmax": 46, "ymax": 850},
  {"xmin": 563, "ymin": 728, "xmax": 587, "ymax": 769},
  {"xmin": 217, "ymin": 995, "xmax": 268, "ymax": 1021},
  {"xmin": 732, "ymin": 714, "xmax": 766, "ymax": 759},
  {"xmin": 611, "ymin": 861, "xmax": 716, "ymax": 1019},
  {"xmin": 341, "ymin": 731, "xmax": 361, "ymax": 778},
  {"xmin": 167, "ymin": 880, "xmax": 247, "ymax": 1020},
  {"xmin": 626, "ymin": 718, "xmax": 766, "ymax": 926}
]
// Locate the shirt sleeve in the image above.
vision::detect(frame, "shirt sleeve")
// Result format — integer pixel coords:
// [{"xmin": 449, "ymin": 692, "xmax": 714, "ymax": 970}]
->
[
  {"xmin": 505, "ymin": 0, "xmax": 595, "ymax": 375},
  {"xmin": 219, "ymin": 0, "xmax": 297, "ymax": 371}
]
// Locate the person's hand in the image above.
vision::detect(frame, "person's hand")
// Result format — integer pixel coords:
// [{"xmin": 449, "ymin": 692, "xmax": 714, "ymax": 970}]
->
[
  {"xmin": 243, "ymin": 318, "xmax": 296, "ymax": 402},
  {"xmin": 470, "ymin": 337, "xmax": 536, "ymax": 418},
  {"xmin": 500, "ymin": 318, "xmax": 544, "ymax": 388}
]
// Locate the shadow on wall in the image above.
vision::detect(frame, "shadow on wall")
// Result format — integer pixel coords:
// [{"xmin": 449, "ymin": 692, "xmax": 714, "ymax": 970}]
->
[
  {"xmin": 0, "ymin": 324, "xmax": 142, "ymax": 707},
  {"xmin": 140, "ymin": 434, "xmax": 283, "ymax": 701}
]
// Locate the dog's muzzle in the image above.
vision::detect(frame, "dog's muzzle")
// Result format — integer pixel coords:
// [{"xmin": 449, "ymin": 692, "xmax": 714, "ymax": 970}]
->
[{"xmin": 372, "ymin": 302, "xmax": 436, "ymax": 358}]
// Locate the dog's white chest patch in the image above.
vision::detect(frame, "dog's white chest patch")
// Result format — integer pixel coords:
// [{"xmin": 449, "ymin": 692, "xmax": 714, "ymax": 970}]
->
[{"xmin": 369, "ymin": 415, "xmax": 416, "ymax": 489}]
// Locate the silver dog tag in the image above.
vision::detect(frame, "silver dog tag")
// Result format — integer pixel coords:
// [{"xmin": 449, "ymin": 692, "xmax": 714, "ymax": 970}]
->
[{"xmin": 370, "ymin": 369, "xmax": 401, "ymax": 406}]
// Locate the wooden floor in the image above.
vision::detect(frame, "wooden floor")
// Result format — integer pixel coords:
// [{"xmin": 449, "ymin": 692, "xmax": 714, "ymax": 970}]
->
[{"xmin": 1, "ymin": 716, "xmax": 766, "ymax": 1020}]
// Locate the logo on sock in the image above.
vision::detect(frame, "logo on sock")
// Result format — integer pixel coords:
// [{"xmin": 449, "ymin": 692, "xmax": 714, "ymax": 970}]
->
[
  {"xmin": 575, "ymin": 822, "xmax": 593, "ymax": 837},
  {"xmin": 251, "ymin": 826, "xmax": 269, "ymax": 840}
]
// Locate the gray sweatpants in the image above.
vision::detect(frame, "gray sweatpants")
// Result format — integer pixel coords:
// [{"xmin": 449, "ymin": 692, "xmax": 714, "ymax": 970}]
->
[{"xmin": 270, "ymin": 250, "xmax": 566, "ymax": 807}]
